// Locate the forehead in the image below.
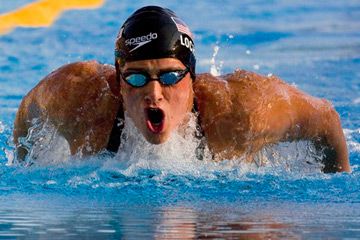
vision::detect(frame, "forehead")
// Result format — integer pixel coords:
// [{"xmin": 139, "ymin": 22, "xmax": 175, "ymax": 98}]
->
[{"xmin": 121, "ymin": 58, "xmax": 185, "ymax": 71}]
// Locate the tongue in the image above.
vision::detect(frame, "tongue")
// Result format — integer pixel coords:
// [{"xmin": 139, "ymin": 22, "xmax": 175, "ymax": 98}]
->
[{"xmin": 147, "ymin": 120, "xmax": 163, "ymax": 133}]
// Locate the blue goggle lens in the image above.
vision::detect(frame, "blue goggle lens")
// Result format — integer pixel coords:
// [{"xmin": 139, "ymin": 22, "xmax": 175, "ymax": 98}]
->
[
  {"xmin": 160, "ymin": 71, "xmax": 182, "ymax": 85},
  {"xmin": 125, "ymin": 74, "xmax": 147, "ymax": 87},
  {"xmin": 122, "ymin": 69, "xmax": 188, "ymax": 87}
]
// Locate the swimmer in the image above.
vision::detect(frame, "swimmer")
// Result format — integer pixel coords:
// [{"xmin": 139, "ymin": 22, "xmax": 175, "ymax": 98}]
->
[{"xmin": 13, "ymin": 6, "xmax": 350, "ymax": 172}]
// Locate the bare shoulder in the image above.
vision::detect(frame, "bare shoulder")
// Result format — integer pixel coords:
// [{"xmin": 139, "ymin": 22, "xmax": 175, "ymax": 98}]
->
[
  {"xmin": 30, "ymin": 60, "xmax": 118, "ymax": 104},
  {"xmin": 14, "ymin": 61, "xmax": 121, "ymax": 155},
  {"xmin": 193, "ymin": 70, "xmax": 337, "ymax": 159},
  {"xmin": 193, "ymin": 70, "xmax": 273, "ymax": 157}
]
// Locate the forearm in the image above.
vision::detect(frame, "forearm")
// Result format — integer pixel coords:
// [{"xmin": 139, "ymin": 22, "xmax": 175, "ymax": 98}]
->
[
  {"xmin": 321, "ymin": 121, "xmax": 350, "ymax": 173},
  {"xmin": 315, "ymin": 107, "xmax": 350, "ymax": 173}
]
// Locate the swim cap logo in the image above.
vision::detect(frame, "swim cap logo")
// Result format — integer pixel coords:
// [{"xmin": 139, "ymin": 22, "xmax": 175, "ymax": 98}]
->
[
  {"xmin": 125, "ymin": 32, "xmax": 158, "ymax": 53},
  {"xmin": 180, "ymin": 35, "xmax": 194, "ymax": 52}
]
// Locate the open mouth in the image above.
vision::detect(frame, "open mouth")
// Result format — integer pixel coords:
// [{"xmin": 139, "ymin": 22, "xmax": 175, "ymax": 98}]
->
[{"xmin": 145, "ymin": 108, "xmax": 165, "ymax": 134}]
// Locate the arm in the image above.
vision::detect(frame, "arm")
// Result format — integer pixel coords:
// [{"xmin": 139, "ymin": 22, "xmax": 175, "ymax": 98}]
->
[
  {"xmin": 319, "ymin": 107, "xmax": 350, "ymax": 172},
  {"xmin": 194, "ymin": 71, "xmax": 350, "ymax": 172},
  {"xmin": 260, "ymin": 78, "xmax": 350, "ymax": 173},
  {"xmin": 255, "ymin": 77, "xmax": 351, "ymax": 173},
  {"xmin": 293, "ymin": 97, "xmax": 350, "ymax": 172}
]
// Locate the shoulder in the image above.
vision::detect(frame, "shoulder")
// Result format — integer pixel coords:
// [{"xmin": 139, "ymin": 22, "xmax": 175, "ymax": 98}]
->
[
  {"xmin": 193, "ymin": 70, "xmax": 288, "ymax": 114},
  {"xmin": 23, "ymin": 61, "xmax": 119, "ymax": 110},
  {"xmin": 194, "ymin": 69, "xmax": 326, "ymax": 110},
  {"xmin": 15, "ymin": 61, "xmax": 122, "ymax": 155},
  {"xmin": 193, "ymin": 70, "xmax": 274, "ymax": 156},
  {"xmin": 33, "ymin": 60, "xmax": 118, "ymax": 97},
  {"xmin": 192, "ymin": 70, "xmax": 322, "ymax": 157},
  {"xmin": 194, "ymin": 70, "xmax": 286, "ymax": 100}
]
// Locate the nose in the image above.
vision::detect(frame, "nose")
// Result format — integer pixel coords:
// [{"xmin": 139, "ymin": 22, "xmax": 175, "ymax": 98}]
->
[{"xmin": 144, "ymin": 80, "xmax": 164, "ymax": 105}]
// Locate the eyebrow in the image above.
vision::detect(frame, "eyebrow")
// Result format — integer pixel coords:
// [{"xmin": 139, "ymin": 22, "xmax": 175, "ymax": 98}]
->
[{"xmin": 123, "ymin": 67, "xmax": 186, "ymax": 73}]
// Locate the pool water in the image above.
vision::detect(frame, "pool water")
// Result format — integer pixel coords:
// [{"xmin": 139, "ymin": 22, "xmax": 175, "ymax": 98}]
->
[{"xmin": 1, "ymin": 0, "xmax": 360, "ymax": 239}]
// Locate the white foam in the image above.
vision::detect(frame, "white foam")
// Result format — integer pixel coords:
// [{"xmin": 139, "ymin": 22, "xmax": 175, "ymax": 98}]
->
[
  {"xmin": 105, "ymin": 113, "xmax": 325, "ymax": 177},
  {"xmin": 14, "ymin": 113, "xmax": 335, "ymax": 176},
  {"xmin": 15, "ymin": 118, "xmax": 71, "ymax": 166},
  {"xmin": 344, "ymin": 128, "xmax": 360, "ymax": 153},
  {"xmin": 254, "ymin": 141, "xmax": 324, "ymax": 174},
  {"xmin": 111, "ymin": 113, "xmax": 212, "ymax": 176}
]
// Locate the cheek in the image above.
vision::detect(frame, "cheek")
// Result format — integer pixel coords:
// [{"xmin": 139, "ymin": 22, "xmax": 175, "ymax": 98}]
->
[
  {"xmin": 165, "ymin": 81, "xmax": 193, "ymax": 112},
  {"xmin": 121, "ymin": 86, "xmax": 142, "ymax": 112}
]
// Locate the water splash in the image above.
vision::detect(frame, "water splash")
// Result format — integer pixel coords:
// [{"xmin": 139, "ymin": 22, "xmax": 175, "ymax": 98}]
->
[
  {"xmin": 254, "ymin": 141, "xmax": 324, "ymax": 174},
  {"xmin": 100, "ymin": 112, "xmax": 325, "ymax": 178},
  {"xmin": 210, "ymin": 45, "xmax": 223, "ymax": 76},
  {"xmin": 10, "ymin": 112, "xmax": 329, "ymax": 178},
  {"xmin": 14, "ymin": 118, "xmax": 70, "ymax": 166},
  {"xmin": 344, "ymin": 128, "xmax": 360, "ymax": 153},
  {"xmin": 111, "ymin": 113, "xmax": 213, "ymax": 176}
]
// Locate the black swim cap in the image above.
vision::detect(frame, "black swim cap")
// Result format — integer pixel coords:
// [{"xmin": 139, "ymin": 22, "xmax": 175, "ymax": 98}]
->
[{"xmin": 115, "ymin": 6, "xmax": 196, "ymax": 80}]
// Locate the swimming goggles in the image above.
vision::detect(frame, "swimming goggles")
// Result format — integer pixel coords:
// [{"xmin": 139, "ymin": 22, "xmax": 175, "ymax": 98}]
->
[{"xmin": 120, "ymin": 68, "xmax": 189, "ymax": 87}]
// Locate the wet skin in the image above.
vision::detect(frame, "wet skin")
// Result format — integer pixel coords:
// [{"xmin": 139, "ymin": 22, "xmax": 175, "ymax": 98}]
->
[
  {"xmin": 13, "ymin": 60, "xmax": 351, "ymax": 172},
  {"xmin": 119, "ymin": 58, "xmax": 194, "ymax": 144}
]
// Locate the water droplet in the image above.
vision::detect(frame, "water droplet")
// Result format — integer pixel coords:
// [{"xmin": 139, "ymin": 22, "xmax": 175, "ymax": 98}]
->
[
  {"xmin": 210, "ymin": 45, "xmax": 222, "ymax": 76},
  {"xmin": 5, "ymin": 149, "xmax": 14, "ymax": 165}
]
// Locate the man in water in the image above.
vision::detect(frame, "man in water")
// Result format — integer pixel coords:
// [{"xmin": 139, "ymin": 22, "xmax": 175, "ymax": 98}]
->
[{"xmin": 13, "ymin": 6, "xmax": 350, "ymax": 172}]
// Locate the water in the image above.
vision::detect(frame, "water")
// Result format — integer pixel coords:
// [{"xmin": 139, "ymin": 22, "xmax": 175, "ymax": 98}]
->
[{"xmin": 1, "ymin": 0, "xmax": 360, "ymax": 238}]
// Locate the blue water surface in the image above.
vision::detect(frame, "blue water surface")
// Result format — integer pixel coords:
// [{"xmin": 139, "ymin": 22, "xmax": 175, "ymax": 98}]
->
[{"xmin": 0, "ymin": 0, "xmax": 360, "ymax": 239}]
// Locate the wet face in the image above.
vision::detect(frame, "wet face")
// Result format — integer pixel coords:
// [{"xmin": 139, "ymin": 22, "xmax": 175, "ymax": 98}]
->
[{"xmin": 119, "ymin": 58, "xmax": 194, "ymax": 144}]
